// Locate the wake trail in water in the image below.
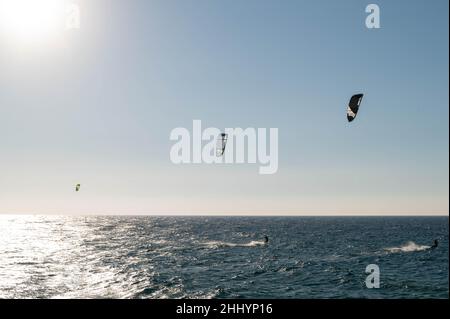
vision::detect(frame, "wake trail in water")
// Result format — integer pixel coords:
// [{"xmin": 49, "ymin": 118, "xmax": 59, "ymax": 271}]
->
[
  {"xmin": 203, "ymin": 240, "xmax": 266, "ymax": 248},
  {"xmin": 385, "ymin": 241, "xmax": 431, "ymax": 253}
]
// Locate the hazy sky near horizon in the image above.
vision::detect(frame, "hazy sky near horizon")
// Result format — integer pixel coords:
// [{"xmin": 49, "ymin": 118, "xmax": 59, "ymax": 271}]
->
[{"xmin": 0, "ymin": 0, "xmax": 448, "ymax": 215}]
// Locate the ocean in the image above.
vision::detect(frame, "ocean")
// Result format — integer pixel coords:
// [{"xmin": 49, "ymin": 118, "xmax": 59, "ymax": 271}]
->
[{"xmin": 0, "ymin": 215, "xmax": 448, "ymax": 299}]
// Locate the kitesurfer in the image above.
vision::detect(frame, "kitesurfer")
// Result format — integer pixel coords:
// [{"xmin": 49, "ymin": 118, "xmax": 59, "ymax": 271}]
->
[{"xmin": 430, "ymin": 239, "xmax": 438, "ymax": 249}]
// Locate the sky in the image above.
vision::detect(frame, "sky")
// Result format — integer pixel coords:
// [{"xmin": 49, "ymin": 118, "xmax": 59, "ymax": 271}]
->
[{"xmin": 0, "ymin": 0, "xmax": 448, "ymax": 215}]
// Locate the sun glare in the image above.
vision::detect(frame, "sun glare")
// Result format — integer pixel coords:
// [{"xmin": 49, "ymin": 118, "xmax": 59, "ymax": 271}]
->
[{"xmin": 0, "ymin": 0, "xmax": 65, "ymax": 45}]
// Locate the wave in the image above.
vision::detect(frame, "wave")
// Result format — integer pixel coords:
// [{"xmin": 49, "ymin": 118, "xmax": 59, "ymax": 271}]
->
[
  {"xmin": 385, "ymin": 241, "xmax": 430, "ymax": 253},
  {"xmin": 203, "ymin": 240, "xmax": 266, "ymax": 248}
]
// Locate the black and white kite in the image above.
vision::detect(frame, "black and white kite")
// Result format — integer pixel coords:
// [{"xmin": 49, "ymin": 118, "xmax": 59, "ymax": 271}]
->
[
  {"xmin": 216, "ymin": 133, "xmax": 228, "ymax": 157},
  {"xmin": 347, "ymin": 94, "xmax": 364, "ymax": 122}
]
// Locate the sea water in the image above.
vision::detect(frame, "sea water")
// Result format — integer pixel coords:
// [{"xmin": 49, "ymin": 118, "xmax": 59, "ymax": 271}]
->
[{"xmin": 0, "ymin": 216, "xmax": 447, "ymax": 299}]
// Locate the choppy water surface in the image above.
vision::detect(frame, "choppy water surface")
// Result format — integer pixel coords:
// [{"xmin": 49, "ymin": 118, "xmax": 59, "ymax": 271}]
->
[{"xmin": 0, "ymin": 216, "xmax": 447, "ymax": 298}]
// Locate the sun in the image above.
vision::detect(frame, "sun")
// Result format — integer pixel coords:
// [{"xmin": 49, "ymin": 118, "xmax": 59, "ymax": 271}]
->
[{"xmin": 0, "ymin": 0, "xmax": 66, "ymax": 45}]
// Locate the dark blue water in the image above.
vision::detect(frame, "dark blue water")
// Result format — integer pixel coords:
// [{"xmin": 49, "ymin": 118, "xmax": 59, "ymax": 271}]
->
[{"xmin": 0, "ymin": 216, "xmax": 447, "ymax": 298}]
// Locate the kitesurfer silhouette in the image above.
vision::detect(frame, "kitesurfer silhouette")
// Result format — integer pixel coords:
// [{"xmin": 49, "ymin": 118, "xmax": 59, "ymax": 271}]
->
[{"xmin": 430, "ymin": 239, "xmax": 438, "ymax": 249}]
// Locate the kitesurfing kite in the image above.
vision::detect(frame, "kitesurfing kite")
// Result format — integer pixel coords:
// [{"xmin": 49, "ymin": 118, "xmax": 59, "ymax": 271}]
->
[
  {"xmin": 347, "ymin": 94, "xmax": 364, "ymax": 122},
  {"xmin": 216, "ymin": 133, "xmax": 228, "ymax": 157},
  {"xmin": 75, "ymin": 183, "xmax": 81, "ymax": 192}
]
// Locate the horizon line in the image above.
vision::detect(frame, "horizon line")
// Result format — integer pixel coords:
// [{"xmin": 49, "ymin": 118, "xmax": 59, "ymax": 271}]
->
[{"xmin": 1, "ymin": 212, "xmax": 448, "ymax": 217}]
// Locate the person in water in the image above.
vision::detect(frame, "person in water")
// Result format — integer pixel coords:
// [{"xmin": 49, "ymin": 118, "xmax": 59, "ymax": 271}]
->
[
  {"xmin": 264, "ymin": 236, "xmax": 269, "ymax": 244},
  {"xmin": 431, "ymin": 239, "xmax": 438, "ymax": 249}
]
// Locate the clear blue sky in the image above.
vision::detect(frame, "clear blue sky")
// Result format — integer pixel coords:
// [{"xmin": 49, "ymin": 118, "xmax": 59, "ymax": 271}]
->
[{"xmin": 0, "ymin": 0, "xmax": 448, "ymax": 214}]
